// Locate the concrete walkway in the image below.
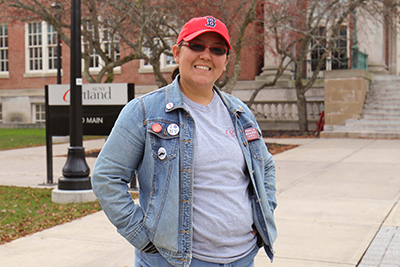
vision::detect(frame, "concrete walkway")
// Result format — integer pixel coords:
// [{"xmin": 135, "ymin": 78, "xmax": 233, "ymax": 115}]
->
[{"xmin": 0, "ymin": 138, "xmax": 399, "ymax": 267}]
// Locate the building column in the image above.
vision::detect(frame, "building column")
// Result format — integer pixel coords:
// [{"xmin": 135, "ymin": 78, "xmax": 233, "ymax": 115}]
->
[
  {"xmin": 256, "ymin": 0, "xmax": 293, "ymax": 84},
  {"xmin": 357, "ymin": 11, "xmax": 389, "ymax": 75}
]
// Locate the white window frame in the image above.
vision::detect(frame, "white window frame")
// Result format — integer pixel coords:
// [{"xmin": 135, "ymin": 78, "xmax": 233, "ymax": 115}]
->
[
  {"xmin": 0, "ymin": 24, "xmax": 9, "ymax": 79},
  {"xmin": 32, "ymin": 103, "xmax": 45, "ymax": 123},
  {"xmin": 139, "ymin": 39, "xmax": 177, "ymax": 73},
  {"xmin": 82, "ymin": 24, "xmax": 121, "ymax": 75},
  {"xmin": 24, "ymin": 21, "xmax": 61, "ymax": 78}
]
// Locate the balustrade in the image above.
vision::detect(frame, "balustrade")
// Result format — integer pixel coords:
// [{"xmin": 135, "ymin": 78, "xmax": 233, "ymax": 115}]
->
[{"xmin": 247, "ymin": 100, "xmax": 324, "ymax": 121}]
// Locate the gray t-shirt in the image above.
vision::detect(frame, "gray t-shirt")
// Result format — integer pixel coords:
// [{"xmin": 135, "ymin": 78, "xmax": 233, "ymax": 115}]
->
[{"xmin": 182, "ymin": 91, "xmax": 256, "ymax": 264}]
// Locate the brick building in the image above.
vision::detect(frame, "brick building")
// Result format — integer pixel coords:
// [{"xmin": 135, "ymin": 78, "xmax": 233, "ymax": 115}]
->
[
  {"xmin": 0, "ymin": 4, "xmax": 399, "ymax": 135},
  {"xmin": 0, "ymin": 18, "xmax": 263, "ymax": 125}
]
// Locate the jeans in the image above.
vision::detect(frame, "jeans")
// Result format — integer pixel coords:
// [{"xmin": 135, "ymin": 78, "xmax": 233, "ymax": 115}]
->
[{"xmin": 134, "ymin": 245, "xmax": 260, "ymax": 267}]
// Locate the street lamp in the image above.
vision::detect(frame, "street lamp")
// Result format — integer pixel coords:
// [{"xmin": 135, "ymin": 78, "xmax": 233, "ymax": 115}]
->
[
  {"xmin": 51, "ymin": 1, "xmax": 62, "ymax": 84},
  {"xmin": 57, "ymin": 0, "xmax": 91, "ymax": 190}
]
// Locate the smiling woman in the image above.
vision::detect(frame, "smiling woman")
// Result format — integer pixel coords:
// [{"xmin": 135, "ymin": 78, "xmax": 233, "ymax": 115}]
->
[
  {"xmin": 91, "ymin": 16, "xmax": 277, "ymax": 267},
  {"xmin": 172, "ymin": 17, "xmax": 231, "ymax": 106}
]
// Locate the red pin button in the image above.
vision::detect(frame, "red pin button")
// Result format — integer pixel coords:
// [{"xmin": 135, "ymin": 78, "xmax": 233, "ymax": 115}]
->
[{"xmin": 152, "ymin": 123, "xmax": 162, "ymax": 133}]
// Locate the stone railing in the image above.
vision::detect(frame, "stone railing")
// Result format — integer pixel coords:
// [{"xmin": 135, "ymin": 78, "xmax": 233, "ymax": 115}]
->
[{"xmin": 246, "ymin": 100, "xmax": 324, "ymax": 121}]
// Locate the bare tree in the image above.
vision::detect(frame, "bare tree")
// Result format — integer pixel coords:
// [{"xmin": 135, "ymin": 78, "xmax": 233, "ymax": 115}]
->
[
  {"xmin": 1, "ymin": 0, "xmax": 265, "ymax": 90},
  {"xmin": 115, "ymin": 0, "xmax": 265, "ymax": 90},
  {"xmin": 2, "ymin": 0, "xmax": 145, "ymax": 83},
  {"xmin": 253, "ymin": 0, "xmax": 399, "ymax": 131}
]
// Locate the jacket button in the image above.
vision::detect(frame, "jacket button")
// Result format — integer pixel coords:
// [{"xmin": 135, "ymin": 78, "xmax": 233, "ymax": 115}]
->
[{"xmin": 244, "ymin": 141, "xmax": 248, "ymax": 146}]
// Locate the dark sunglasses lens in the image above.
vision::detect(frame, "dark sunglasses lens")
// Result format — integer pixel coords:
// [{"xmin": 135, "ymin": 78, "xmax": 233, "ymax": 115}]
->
[
  {"xmin": 187, "ymin": 42, "xmax": 226, "ymax": 55},
  {"xmin": 210, "ymin": 47, "xmax": 226, "ymax": 55},
  {"xmin": 189, "ymin": 43, "xmax": 206, "ymax": 52}
]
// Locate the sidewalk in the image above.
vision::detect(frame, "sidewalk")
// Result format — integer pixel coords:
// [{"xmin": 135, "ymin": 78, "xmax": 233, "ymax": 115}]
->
[{"xmin": 0, "ymin": 138, "xmax": 399, "ymax": 267}]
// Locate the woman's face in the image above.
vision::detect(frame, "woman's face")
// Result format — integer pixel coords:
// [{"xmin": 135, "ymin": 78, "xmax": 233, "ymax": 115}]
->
[{"xmin": 173, "ymin": 32, "xmax": 229, "ymax": 94}]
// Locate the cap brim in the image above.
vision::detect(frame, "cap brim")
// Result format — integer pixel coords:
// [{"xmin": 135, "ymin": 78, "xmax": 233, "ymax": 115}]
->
[{"xmin": 183, "ymin": 29, "xmax": 232, "ymax": 50}]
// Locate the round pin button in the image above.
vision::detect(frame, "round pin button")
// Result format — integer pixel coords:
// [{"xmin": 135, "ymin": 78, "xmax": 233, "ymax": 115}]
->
[
  {"xmin": 167, "ymin": 124, "xmax": 179, "ymax": 136},
  {"xmin": 166, "ymin": 102, "xmax": 174, "ymax": 110},
  {"xmin": 152, "ymin": 123, "xmax": 162, "ymax": 133},
  {"xmin": 158, "ymin": 147, "xmax": 167, "ymax": 160}
]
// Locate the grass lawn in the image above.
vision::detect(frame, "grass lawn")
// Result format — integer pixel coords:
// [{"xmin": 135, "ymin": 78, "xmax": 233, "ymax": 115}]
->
[
  {"xmin": 0, "ymin": 186, "xmax": 138, "ymax": 245},
  {"xmin": 0, "ymin": 128, "xmax": 116, "ymax": 245},
  {"xmin": 0, "ymin": 128, "xmax": 46, "ymax": 150},
  {"xmin": 0, "ymin": 128, "xmax": 104, "ymax": 151},
  {"xmin": 0, "ymin": 186, "xmax": 102, "ymax": 244}
]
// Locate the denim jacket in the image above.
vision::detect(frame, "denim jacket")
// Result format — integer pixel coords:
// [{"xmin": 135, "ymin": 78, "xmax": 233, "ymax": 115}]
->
[{"xmin": 91, "ymin": 77, "xmax": 277, "ymax": 267}]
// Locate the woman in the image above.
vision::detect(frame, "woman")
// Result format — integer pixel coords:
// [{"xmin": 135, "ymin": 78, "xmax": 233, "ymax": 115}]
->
[{"xmin": 91, "ymin": 16, "xmax": 277, "ymax": 267}]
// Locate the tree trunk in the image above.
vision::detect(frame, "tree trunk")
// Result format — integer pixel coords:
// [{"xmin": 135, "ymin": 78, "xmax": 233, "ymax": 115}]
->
[
  {"xmin": 104, "ymin": 70, "xmax": 115, "ymax": 83},
  {"xmin": 296, "ymin": 89, "xmax": 308, "ymax": 132},
  {"xmin": 151, "ymin": 59, "xmax": 168, "ymax": 88}
]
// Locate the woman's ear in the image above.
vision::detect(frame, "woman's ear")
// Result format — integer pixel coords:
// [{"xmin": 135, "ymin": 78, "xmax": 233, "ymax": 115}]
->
[
  {"xmin": 172, "ymin": 45, "xmax": 180, "ymax": 64},
  {"xmin": 224, "ymin": 55, "xmax": 229, "ymax": 72}
]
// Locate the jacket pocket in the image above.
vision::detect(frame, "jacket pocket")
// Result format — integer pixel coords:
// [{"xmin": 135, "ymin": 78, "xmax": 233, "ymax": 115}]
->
[{"xmin": 147, "ymin": 121, "xmax": 180, "ymax": 161}]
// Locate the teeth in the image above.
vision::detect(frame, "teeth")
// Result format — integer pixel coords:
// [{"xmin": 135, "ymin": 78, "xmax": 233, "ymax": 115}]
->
[{"xmin": 195, "ymin": 66, "xmax": 210, "ymax": 71}]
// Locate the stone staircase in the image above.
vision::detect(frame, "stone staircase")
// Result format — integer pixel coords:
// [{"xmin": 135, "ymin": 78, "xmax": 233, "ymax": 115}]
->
[{"xmin": 322, "ymin": 75, "xmax": 400, "ymax": 139}]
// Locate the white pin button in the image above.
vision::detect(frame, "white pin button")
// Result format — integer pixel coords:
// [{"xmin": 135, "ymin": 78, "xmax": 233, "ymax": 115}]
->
[
  {"xmin": 166, "ymin": 102, "xmax": 174, "ymax": 110},
  {"xmin": 157, "ymin": 147, "xmax": 167, "ymax": 160},
  {"xmin": 167, "ymin": 124, "xmax": 179, "ymax": 136}
]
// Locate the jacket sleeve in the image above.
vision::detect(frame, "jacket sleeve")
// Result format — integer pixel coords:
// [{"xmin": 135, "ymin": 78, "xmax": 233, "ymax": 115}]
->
[
  {"xmin": 261, "ymin": 142, "xmax": 277, "ymax": 213},
  {"xmin": 91, "ymin": 99, "xmax": 151, "ymax": 250}
]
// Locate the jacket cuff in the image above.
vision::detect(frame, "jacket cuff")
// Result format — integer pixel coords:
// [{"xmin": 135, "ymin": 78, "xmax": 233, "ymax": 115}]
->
[{"xmin": 123, "ymin": 222, "xmax": 150, "ymax": 250}]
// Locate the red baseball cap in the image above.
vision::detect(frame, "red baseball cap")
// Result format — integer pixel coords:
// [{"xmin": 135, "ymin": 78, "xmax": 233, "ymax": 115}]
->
[{"xmin": 177, "ymin": 16, "xmax": 232, "ymax": 50}]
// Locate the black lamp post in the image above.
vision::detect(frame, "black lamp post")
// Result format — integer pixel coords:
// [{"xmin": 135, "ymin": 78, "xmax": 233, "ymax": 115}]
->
[
  {"xmin": 57, "ymin": 0, "xmax": 91, "ymax": 190},
  {"xmin": 51, "ymin": 1, "xmax": 62, "ymax": 84}
]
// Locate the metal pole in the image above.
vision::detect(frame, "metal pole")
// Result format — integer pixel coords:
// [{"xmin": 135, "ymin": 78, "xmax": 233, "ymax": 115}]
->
[
  {"xmin": 69, "ymin": 0, "xmax": 83, "ymax": 148},
  {"xmin": 52, "ymin": 1, "xmax": 62, "ymax": 84},
  {"xmin": 45, "ymin": 86, "xmax": 54, "ymax": 185},
  {"xmin": 58, "ymin": 0, "xmax": 91, "ymax": 190},
  {"xmin": 57, "ymin": 31, "xmax": 61, "ymax": 84}
]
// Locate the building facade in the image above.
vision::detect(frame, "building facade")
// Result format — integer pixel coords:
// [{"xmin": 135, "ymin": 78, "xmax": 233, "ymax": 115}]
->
[
  {"xmin": 0, "ymin": 18, "xmax": 262, "ymax": 125},
  {"xmin": 0, "ymin": 5, "xmax": 398, "ymax": 130}
]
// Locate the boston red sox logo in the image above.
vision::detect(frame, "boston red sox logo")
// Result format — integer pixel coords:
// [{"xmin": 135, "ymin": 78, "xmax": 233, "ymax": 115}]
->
[{"xmin": 205, "ymin": 17, "xmax": 216, "ymax": 28}]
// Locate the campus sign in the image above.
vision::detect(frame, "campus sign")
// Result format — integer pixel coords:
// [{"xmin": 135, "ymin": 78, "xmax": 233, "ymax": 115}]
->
[
  {"xmin": 48, "ymin": 83, "xmax": 129, "ymax": 106},
  {"xmin": 46, "ymin": 83, "xmax": 134, "ymax": 136}
]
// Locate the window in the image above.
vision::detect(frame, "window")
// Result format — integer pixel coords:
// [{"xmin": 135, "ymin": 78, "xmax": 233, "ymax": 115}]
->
[
  {"xmin": 307, "ymin": 25, "xmax": 349, "ymax": 78},
  {"xmin": 25, "ymin": 22, "xmax": 61, "ymax": 76},
  {"xmin": 331, "ymin": 26, "xmax": 348, "ymax": 70},
  {"xmin": 142, "ymin": 47, "xmax": 152, "ymax": 67},
  {"xmin": 48, "ymin": 24, "xmax": 61, "ymax": 70},
  {"xmin": 32, "ymin": 104, "xmax": 45, "ymax": 123},
  {"xmin": 104, "ymin": 30, "xmax": 121, "ymax": 62},
  {"xmin": 83, "ymin": 23, "xmax": 121, "ymax": 74},
  {"xmin": 0, "ymin": 24, "xmax": 8, "ymax": 76},
  {"xmin": 27, "ymin": 22, "xmax": 43, "ymax": 71},
  {"xmin": 311, "ymin": 27, "xmax": 327, "ymax": 72},
  {"xmin": 139, "ymin": 39, "xmax": 177, "ymax": 73}
]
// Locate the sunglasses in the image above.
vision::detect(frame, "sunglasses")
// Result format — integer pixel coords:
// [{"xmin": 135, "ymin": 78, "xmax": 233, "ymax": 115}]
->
[{"xmin": 180, "ymin": 41, "xmax": 228, "ymax": 56}]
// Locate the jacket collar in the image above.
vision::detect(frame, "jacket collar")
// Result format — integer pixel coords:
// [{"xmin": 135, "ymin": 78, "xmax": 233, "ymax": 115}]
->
[
  {"xmin": 164, "ymin": 76, "xmax": 185, "ymax": 113},
  {"xmin": 165, "ymin": 75, "xmax": 245, "ymax": 115}
]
